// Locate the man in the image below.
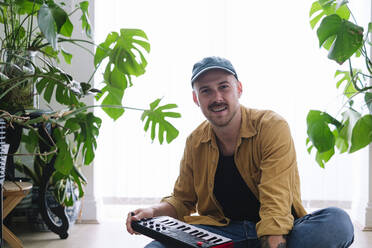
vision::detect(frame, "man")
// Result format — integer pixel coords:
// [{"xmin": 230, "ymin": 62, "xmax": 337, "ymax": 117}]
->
[{"xmin": 126, "ymin": 56, "xmax": 354, "ymax": 248}]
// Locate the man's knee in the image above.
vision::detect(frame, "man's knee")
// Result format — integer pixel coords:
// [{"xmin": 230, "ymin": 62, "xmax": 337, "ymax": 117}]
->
[
  {"xmin": 144, "ymin": 241, "xmax": 167, "ymax": 248},
  {"xmin": 321, "ymin": 207, "xmax": 354, "ymax": 238},
  {"xmin": 288, "ymin": 207, "xmax": 354, "ymax": 248}
]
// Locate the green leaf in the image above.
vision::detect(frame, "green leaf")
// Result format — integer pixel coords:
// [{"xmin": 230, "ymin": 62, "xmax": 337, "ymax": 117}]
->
[
  {"xmin": 94, "ymin": 32, "xmax": 119, "ymax": 67},
  {"xmin": 59, "ymin": 17, "xmax": 73, "ymax": 37},
  {"xmin": 100, "ymin": 66, "xmax": 127, "ymax": 120},
  {"xmin": 79, "ymin": 1, "xmax": 91, "ymax": 38},
  {"xmin": 350, "ymin": 115, "xmax": 372, "ymax": 153},
  {"xmin": 61, "ymin": 48, "xmax": 72, "ymax": 64},
  {"xmin": 14, "ymin": 0, "xmax": 42, "ymax": 15},
  {"xmin": 315, "ymin": 147, "xmax": 335, "ymax": 168},
  {"xmin": 50, "ymin": 4, "xmax": 68, "ymax": 34},
  {"xmin": 310, "ymin": 11, "xmax": 325, "ymax": 29},
  {"xmin": 53, "ymin": 128, "xmax": 74, "ymax": 175},
  {"xmin": 334, "ymin": 70, "xmax": 358, "ymax": 98},
  {"xmin": 335, "ymin": 3, "xmax": 350, "ymax": 20},
  {"xmin": 309, "ymin": 1, "xmax": 322, "ymax": 18},
  {"xmin": 317, "ymin": 14, "xmax": 364, "ymax": 64},
  {"xmin": 141, "ymin": 99, "xmax": 181, "ymax": 144},
  {"xmin": 333, "ymin": 128, "xmax": 348, "ymax": 153},
  {"xmin": 368, "ymin": 22, "xmax": 372, "ymax": 33},
  {"xmin": 71, "ymin": 166, "xmax": 85, "ymax": 198},
  {"xmin": 35, "ymin": 68, "xmax": 81, "ymax": 106},
  {"xmin": 21, "ymin": 129, "xmax": 39, "ymax": 153},
  {"xmin": 309, "ymin": 0, "xmax": 349, "ymax": 29},
  {"xmin": 307, "ymin": 144, "xmax": 314, "ymax": 154},
  {"xmin": 306, "ymin": 110, "xmax": 341, "ymax": 152},
  {"xmin": 64, "ymin": 112, "xmax": 101, "ymax": 165},
  {"xmin": 340, "ymin": 108, "xmax": 361, "ymax": 142},
  {"xmin": 95, "ymin": 29, "xmax": 150, "ymax": 120},
  {"xmin": 318, "ymin": 0, "xmax": 335, "ymax": 10},
  {"xmin": 43, "ymin": 79, "xmax": 56, "ymax": 103},
  {"xmin": 40, "ymin": 46, "xmax": 59, "ymax": 61},
  {"xmin": 38, "ymin": 4, "xmax": 58, "ymax": 50},
  {"xmin": 365, "ymin": 92, "xmax": 372, "ymax": 114}
]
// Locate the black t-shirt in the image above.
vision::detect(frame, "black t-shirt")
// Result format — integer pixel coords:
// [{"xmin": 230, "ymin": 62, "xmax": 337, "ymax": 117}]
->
[{"xmin": 213, "ymin": 155, "xmax": 260, "ymax": 223}]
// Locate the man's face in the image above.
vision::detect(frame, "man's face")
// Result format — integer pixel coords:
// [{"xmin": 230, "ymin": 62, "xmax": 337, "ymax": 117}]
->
[{"xmin": 192, "ymin": 69, "xmax": 242, "ymax": 128}]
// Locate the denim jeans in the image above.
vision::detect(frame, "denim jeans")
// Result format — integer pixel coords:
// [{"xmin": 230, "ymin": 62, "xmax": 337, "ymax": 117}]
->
[{"xmin": 143, "ymin": 207, "xmax": 354, "ymax": 248}]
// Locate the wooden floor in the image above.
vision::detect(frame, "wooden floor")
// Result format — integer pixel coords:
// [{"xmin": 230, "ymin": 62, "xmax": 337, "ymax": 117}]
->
[{"xmin": 3, "ymin": 205, "xmax": 372, "ymax": 248}]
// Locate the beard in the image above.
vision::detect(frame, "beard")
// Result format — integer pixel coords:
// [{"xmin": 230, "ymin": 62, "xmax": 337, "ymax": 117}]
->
[{"xmin": 205, "ymin": 101, "xmax": 239, "ymax": 128}]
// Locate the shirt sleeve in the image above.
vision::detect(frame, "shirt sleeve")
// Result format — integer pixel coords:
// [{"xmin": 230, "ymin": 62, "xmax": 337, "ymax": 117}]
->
[
  {"xmin": 161, "ymin": 136, "xmax": 197, "ymax": 221},
  {"xmin": 256, "ymin": 117, "xmax": 297, "ymax": 237}
]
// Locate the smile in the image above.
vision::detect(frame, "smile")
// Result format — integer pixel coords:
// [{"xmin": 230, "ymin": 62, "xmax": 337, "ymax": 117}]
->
[{"xmin": 209, "ymin": 103, "xmax": 228, "ymax": 112}]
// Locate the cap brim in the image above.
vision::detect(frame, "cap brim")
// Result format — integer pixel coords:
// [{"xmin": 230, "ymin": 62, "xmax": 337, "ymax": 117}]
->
[{"xmin": 191, "ymin": 66, "xmax": 236, "ymax": 84}]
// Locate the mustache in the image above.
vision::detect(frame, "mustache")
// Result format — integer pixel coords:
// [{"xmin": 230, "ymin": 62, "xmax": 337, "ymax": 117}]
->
[{"xmin": 208, "ymin": 101, "xmax": 228, "ymax": 110}]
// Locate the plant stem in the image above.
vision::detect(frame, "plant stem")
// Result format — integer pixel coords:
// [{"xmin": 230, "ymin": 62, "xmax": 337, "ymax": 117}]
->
[
  {"xmin": 68, "ymin": 7, "xmax": 79, "ymax": 17},
  {"xmin": 87, "ymin": 60, "xmax": 101, "ymax": 84},
  {"xmin": 28, "ymin": 0, "xmax": 37, "ymax": 48},
  {"xmin": 9, "ymin": 0, "xmax": 15, "ymax": 49},
  {"xmin": 59, "ymin": 104, "xmax": 147, "ymax": 121},
  {"xmin": 38, "ymin": 38, "xmax": 95, "ymax": 56}
]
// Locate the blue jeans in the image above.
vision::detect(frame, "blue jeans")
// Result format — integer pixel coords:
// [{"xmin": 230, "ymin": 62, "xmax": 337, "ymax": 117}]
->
[{"xmin": 144, "ymin": 207, "xmax": 354, "ymax": 248}]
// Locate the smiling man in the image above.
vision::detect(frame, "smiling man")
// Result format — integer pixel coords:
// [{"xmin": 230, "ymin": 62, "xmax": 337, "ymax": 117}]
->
[{"xmin": 126, "ymin": 56, "xmax": 354, "ymax": 248}]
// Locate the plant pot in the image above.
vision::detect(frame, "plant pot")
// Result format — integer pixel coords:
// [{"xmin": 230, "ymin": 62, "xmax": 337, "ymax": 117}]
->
[
  {"xmin": 18, "ymin": 186, "xmax": 81, "ymax": 232},
  {"xmin": 0, "ymin": 50, "xmax": 38, "ymax": 112}
]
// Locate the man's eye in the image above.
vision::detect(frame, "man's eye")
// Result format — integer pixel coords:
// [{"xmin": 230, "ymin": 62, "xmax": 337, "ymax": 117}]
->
[{"xmin": 201, "ymin": 89, "xmax": 210, "ymax": 94}]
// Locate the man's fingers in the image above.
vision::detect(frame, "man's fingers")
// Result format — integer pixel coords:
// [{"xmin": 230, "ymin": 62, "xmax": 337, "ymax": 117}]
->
[
  {"xmin": 126, "ymin": 212, "xmax": 136, "ymax": 234},
  {"xmin": 126, "ymin": 211, "xmax": 142, "ymax": 235}
]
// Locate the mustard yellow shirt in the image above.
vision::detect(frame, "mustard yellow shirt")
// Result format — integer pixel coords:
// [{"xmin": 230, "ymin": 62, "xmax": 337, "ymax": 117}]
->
[{"xmin": 162, "ymin": 105, "xmax": 307, "ymax": 237}]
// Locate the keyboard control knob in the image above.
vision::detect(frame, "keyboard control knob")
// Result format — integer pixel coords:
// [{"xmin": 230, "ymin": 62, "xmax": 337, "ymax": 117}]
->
[{"xmin": 197, "ymin": 241, "xmax": 203, "ymax": 247}]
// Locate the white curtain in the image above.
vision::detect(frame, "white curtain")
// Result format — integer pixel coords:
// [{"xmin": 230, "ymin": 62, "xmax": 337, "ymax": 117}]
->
[{"xmin": 94, "ymin": 0, "xmax": 369, "ymax": 206}]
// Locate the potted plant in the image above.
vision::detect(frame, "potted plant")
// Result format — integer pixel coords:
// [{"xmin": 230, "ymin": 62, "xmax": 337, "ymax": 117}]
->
[
  {"xmin": 306, "ymin": 0, "xmax": 372, "ymax": 167},
  {"xmin": 0, "ymin": 0, "xmax": 181, "ymax": 237}
]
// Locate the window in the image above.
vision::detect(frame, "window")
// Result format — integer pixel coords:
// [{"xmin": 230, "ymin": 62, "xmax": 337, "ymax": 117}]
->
[{"xmin": 95, "ymin": 0, "xmax": 364, "ymax": 207}]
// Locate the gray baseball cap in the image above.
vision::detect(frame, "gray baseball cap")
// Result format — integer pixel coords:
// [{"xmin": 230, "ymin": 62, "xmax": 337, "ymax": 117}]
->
[{"xmin": 191, "ymin": 56, "xmax": 238, "ymax": 85}]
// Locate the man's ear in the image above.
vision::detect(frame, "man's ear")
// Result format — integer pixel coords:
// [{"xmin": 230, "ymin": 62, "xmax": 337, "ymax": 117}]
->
[
  {"xmin": 237, "ymin": 81, "xmax": 243, "ymax": 98},
  {"xmin": 192, "ymin": 91, "xmax": 200, "ymax": 106}
]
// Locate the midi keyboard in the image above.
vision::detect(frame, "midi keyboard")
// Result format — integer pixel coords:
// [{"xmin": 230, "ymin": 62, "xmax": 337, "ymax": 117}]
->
[{"xmin": 132, "ymin": 216, "xmax": 233, "ymax": 248}]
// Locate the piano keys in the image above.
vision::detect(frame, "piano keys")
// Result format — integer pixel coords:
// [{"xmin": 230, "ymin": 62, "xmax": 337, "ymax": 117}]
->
[
  {"xmin": 131, "ymin": 216, "xmax": 234, "ymax": 248},
  {"xmin": 0, "ymin": 118, "xmax": 8, "ymax": 184}
]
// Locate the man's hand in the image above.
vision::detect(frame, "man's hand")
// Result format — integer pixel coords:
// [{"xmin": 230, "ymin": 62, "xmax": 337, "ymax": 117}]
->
[
  {"xmin": 126, "ymin": 202, "xmax": 177, "ymax": 235},
  {"xmin": 260, "ymin": 235, "xmax": 286, "ymax": 248},
  {"xmin": 126, "ymin": 207, "xmax": 155, "ymax": 234}
]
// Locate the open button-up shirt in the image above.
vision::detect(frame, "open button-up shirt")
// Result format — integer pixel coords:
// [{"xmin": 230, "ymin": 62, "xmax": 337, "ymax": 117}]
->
[{"xmin": 162, "ymin": 105, "xmax": 307, "ymax": 237}]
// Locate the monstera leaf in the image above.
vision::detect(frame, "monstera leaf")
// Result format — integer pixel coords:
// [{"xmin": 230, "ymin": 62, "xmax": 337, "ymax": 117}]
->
[
  {"xmin": 334, "ymin": 70, "xmax": 358, "ymax": 98},
  {"xmin": 94, "ymin": 29, "xmax": 150, "ymax": 120},
  {"xmin": 79, "ymin": 1, "xmax": 92, "ymax": 38},
  {"xmin": 317, "ymin": 14, "xmax": 363, "ymax": 64},
  {"xmin": 350, "ymin": 115, "xmax": 372, "ymax": 153},
  {"xmin": 35, "ymin": 66, "xmax": 81, "ymax": 106},
  {"xmin": 309, "ymin": 0, "xmax": 350, "ymax": 29},
  {"xmin": 141, "ymin": 98, "xmax": 181, "ymax": 144},
  {"xmin": 64, "ymin": 112, "xmax": 102, "ymax": 165},
  {"xmin": 307, "ymin": 110, "xmax": 342, "ymax": 153},
  {"xmin": 53, "ymin": 127, "xmax": 74, "ymax": 176}
]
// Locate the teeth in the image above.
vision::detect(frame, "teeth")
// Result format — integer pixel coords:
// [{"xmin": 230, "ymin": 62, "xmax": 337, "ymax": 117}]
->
[{"xmin": 212, "ymin": 106, "xmax": 227, "ymax": 112}]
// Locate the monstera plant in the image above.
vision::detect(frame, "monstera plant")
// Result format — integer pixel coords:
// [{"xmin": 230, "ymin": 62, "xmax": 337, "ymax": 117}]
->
[
  {"xmin": 306, "ymin": 0, "xmax": 372, "ymax": 167},
  {"xmin": 0, "ymin": 0, "xmax": 180, "ymax": 207}
]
